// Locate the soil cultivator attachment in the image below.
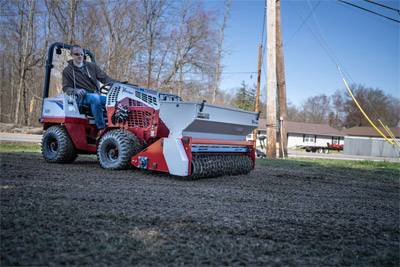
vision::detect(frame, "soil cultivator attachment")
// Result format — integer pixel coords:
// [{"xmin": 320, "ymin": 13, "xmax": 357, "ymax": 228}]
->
[{"xmin": 40, "ymin": 43, "xmax": 259, "ymax": 179}]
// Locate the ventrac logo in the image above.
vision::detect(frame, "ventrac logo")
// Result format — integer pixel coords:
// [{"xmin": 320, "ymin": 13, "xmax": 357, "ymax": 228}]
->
[
  {"xmin": 122, "ymin": 88, "xmax": 134, "ymax": 95},
  {"xmin": 49, "ymin": 100, "xmax": 64, "ymax": 110}
]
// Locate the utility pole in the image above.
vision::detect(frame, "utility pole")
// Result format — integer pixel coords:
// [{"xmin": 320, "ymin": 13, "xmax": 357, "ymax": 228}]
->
[
  {"xmin": 253, "ymin": 44, "xmax": 262, "ymax": 144},
  {"xmin": 276, "ymin": 0, "xmax": 287, "ymax": 158},
  {"xmin": 266, "ymin": 0, "xmax": 277, "ymax": 158}
]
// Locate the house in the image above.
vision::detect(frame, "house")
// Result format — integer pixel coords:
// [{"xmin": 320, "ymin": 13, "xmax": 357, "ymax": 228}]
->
[
  {"xmin": 249, "ymin": 119, "xmax": 344, "ymax": 149},
  {"xmin": 342, "ymin": 126, "xmax": 400, "ymax": 158}
]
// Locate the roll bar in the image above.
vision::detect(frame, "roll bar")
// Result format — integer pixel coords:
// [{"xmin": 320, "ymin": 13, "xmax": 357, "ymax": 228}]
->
[{"xmin": 43, "ymin": 42, "xmax": 96, "ymax": 98}]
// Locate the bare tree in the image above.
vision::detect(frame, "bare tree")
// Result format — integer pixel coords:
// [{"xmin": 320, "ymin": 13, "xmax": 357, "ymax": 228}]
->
[
  {"xmin": 160, "ymin": 1, "xmax": 218, "ymax": 98},
  {"xmin": 142, "ymin": 0, "xmax": 167, "ymax": 89},
  {"xmin": 329, "ymin": 89, "xmax": 344, "ymax": 129},
  {"xmin": 100, "ymin": 0, "xmax": 144, "ymax": 81},
  {"xmin": 298, "ymin": 94, "xmax": 331, "ymax": 124},
  {"xmin": 159, "ymin": 0, "xmax": 190, "ymax": 93},
  {"xmin": 343, "ymin": 84, "xmax": 400, "ymax": 128},
  {"xmin": 212, "ymin": 0, "xmax": 230, "ymax": 104}
]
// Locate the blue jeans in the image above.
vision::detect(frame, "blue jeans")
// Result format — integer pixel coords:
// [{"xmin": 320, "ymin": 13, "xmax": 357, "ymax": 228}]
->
[{"xmin": 77, "ymin": 93, "xmax": 107, "ymax": 129}]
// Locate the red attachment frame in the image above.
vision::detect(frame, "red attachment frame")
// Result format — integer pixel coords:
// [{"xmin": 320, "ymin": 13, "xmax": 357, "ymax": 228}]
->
[{"xmin": 131, "ymin": 138, "xmax": 169, "ymax": 173}]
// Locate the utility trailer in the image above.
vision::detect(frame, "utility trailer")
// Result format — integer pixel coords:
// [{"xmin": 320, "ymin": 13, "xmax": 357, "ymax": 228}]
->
[
  {"xmin": 302, "ymin": 143, "xmax": 344, "ymax": 154},
  {"xmin": 40, "ymin": 43, "xmax": 260, "ymax": 179}
]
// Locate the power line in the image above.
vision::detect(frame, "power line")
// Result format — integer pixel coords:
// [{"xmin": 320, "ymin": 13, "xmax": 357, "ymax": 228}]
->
[
  {"xmin": 284, "ymin": 0, "xmax": 322, "ymax": 47},
  {"xmin": 260, "ymin": 0, "xmax": 266, "ymax": 45},
  {"xmin": 308, "ymin": 0, "xmax": 395, "ymax": 125},
  {"xmin": 336, "ymin": 0, "xmax": 398, "ymax": 28},
  {"xmin": 338, "ymin": 0, "xmax": 400, "ymax": 23},
  {"xmin": 363, "ymin": 0, "xmax": 400, "ymax": 13}
]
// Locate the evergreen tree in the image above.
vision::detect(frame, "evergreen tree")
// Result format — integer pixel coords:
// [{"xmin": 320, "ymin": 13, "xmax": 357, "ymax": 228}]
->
[{"xmin": 235, "ymin": 81, "xmax": 256, "ymax": 111}]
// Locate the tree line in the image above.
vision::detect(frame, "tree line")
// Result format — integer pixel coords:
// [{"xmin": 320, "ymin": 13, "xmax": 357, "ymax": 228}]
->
[
  {"xmin": 0, "ymin": 0, "xmax": 233, "ymax": 126},
  {"xmin": 286, "ymin": 84, "xmax": 400, "ymax": 129},
  {"xmin": 235, "ymin": 82, "xmax": 399, "ymax": 129}
]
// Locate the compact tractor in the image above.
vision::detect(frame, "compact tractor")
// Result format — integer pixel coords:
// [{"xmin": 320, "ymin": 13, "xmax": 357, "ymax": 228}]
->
[{"xmin": 40, "ymin": 43, "xmax": 259, "ymax": 179}]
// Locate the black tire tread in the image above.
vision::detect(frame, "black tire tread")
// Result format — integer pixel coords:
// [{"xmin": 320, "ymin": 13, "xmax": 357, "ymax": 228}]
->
[
  {"xmin": 97, "ymin": 129, "xmax": 138, "ymax": 170},
  {"xmin": 41, "ymin": 125, "xmax": 77, "ymax": 163}
]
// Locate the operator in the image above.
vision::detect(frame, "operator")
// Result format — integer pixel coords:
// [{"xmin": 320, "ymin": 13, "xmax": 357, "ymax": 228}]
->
[{"xmin": 62, "ymin": 45, "xmax": 116, "ymax": 131}]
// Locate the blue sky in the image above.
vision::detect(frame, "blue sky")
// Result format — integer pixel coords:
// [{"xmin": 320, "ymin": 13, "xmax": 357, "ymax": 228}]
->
[{"xmin": 207, "ymin": 0, "xmax": 399, "ymax": 106}]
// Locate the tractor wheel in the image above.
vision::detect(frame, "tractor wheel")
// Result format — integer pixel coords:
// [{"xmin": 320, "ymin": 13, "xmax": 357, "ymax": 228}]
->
[
  {"xmin": 42, "ymin": 125, "xmax": 77, "ymax": 163},
  {"xmin": 124, "ymin": 130, "xmax": 143, "ymax": 156},
  {"xmin": 97, "ymin": 129, "xmax": 138, "ymax": 170}
]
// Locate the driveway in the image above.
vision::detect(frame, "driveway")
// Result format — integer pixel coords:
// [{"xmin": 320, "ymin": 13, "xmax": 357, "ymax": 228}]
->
[{"xmin": 0, "ymin": 133, "xmax": 42, "ymax": 143}]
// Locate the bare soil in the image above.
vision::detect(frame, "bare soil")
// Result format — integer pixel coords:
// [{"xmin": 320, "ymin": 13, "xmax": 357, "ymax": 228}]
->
[{"xmin": 1, "ymin": 152, "xmax": 399, "ymax": 266}]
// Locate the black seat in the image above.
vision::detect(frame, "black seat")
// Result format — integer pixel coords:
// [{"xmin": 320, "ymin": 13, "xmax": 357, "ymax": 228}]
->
[{"xmin": 79, "ymin": 103, "xmax": 107, "ymax": 117}]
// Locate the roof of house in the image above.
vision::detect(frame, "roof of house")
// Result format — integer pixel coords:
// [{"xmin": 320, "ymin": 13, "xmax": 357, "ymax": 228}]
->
[
  {"xmin": 342, "ymin": 126, "xmax": 400, "ymax": 138},
  {"xmin": 257, "ymin": 119, "xmax": 344, "ymax": 136}
]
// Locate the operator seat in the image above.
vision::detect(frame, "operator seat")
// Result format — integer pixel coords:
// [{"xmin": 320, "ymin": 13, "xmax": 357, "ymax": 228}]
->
[{"xmin": 78, "ymin": 102, "xmax": 107, "ymax": 118}]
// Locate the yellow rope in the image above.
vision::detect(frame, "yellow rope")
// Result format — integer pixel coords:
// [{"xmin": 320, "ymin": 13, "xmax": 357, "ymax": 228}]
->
[
  {"xmin": 342, "ymin": 78, "xmax": 394, "ymax": 146},
  {"xmin": 378, "ymin": 119, "xmax": 400, "ymax": 148}
]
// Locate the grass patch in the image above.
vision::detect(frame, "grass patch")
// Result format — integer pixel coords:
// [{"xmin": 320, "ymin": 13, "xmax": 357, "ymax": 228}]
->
[
  {"xmin": 256, "ymin": 157, "xmax": 399, "ymax": 170},
  {"xmin": 256, "ymin": 157, "xmax": 400, "ymax": 179},
  {"xmin": 0, "ymin": 143, "xmax": 41, "ymax": 153}
]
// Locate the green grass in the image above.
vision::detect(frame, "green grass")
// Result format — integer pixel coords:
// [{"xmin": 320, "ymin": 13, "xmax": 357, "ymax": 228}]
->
[
  {"xmin": 0, "ymin": 143, "xmax": 41, "ymax": 153},
  {"xmin": 256, "ymin": 157, "xmax": 400, "ymax": 179},
  {"xmin": 256, "ymin": 157, "xmax": 399, "ymax": 170}
]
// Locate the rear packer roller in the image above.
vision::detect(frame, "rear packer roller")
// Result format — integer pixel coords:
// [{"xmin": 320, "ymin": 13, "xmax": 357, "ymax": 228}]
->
[{"xmin": 190, "ymin": 154, "xmax": 253, "ymax": 180}]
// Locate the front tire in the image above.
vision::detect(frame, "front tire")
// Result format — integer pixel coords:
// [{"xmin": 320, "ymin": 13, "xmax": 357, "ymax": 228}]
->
[
  {"xmin": 97, "ymin": 129, "xmax": 139, "ymax": 170},
  {"xmin": 42, "ymin": 125, "xmax": 77, "ymax": 163}
]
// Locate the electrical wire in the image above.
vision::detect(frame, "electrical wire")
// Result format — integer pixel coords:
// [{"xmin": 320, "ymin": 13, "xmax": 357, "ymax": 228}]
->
[
  {"xmin": 338, "ymin": 0, "xmax": 400, "ymax": 23},
  {"xmin": 363, "ymin": 0, "xmax": 400, "ymax": 13},
  {"xmin": 310, "ymin": 0, "xmax": 396, "ymax": 124},
  {"xmin": 336, "ymin": 0, "xmax": 398, "ymax": 29},
  {"xmin": 284, "ymin": 0, "xmax": 322, "ymax": 46},
  {"xmin": 261, "ymin": 0, "xmax": 267, "ymax": 45},
  {"xmin": 306, "ymin": 0, "xmax": 398, "ymax": 147}
]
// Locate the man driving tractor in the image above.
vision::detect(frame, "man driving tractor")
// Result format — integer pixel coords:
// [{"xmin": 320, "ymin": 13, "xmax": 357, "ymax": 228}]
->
[{"xmin": 62, "ymin": 45, "xmax": 116, "ymax": 130}]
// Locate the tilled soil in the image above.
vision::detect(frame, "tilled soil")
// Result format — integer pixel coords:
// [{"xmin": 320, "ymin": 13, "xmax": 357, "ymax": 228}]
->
[{"xmin": 1, "ymin": 152, "xmax": 399, "ymax": 266}]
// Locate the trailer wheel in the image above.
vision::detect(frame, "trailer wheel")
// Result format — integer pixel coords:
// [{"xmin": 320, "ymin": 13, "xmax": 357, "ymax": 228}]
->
[
  {"xmin": 323, "ymin": 149, "xmax": 329, "ymax": 154},
  {"xmin": 97, "ymin": 129, "xmax": 137, "ymax": 170},
  {"xmin": 42, "ymin": 125, "xmax": 77, "ymax": 163},
  {"xmin": 317, "ymin": 148, "xmax": 323, "ymax": 153}
]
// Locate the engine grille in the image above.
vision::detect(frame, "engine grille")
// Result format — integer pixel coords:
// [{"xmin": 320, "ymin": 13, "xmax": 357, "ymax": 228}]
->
[
  {"xmin": 127, "ymin": 110, "xmax": 152, "ymax": 128},
  {"xmin": 128, "ymin": 99, "xmax": 147, "ymax": 107},
  {"xmin": 107, "ymin": 86, "xmax": 121, "ymax": 106},
  {"xmin": 135, "ymin": 91, "xmax": 157, "ymax": 106}
]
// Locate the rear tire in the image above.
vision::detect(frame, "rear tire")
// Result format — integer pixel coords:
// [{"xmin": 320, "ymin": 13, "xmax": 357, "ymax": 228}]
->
[
  {"xmin": 97, "ymin": 129, "xmax": 140, "ymax": 170},
  {"xmin": 42, "ymin": 125, "xmax": 77, "ymax": 163}
]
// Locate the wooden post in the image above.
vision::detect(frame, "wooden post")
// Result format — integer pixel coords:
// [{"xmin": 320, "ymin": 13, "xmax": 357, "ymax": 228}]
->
[
  {"xmin": 276, "ymin": 0, "xmax": 287, "ymax": 158},
  {"xmin": 253, "ymin": 44, "xmax": 262, "ymax": 144},
  {"xmin": 266, "ymin": 0, "xmax": 277, "ymax": 158}
]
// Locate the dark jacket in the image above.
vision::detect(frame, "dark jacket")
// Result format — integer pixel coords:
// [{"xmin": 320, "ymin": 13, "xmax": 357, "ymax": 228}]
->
[{"xmin": 62, "ymin": 60, "xmax": 116, "ymax": 95}]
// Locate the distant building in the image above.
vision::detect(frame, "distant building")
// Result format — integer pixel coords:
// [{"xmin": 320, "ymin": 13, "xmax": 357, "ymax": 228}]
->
[
  {"xmin": 342, "ymin": 126, "xmax": 400, "ymax": 158},
  {"xmin": 249, "ymin": 119, "xmax": 344, "ymax": 149}
]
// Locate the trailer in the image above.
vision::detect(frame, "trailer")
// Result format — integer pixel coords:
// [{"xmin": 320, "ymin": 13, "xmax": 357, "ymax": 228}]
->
[{"xmin": 302, "ymin": 143, "xmax": 343, "ymax": 154}]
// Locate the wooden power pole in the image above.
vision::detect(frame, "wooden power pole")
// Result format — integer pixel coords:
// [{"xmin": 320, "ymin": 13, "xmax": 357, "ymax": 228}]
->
[
  {"xmin": 253, "ymin": 44, "xmax": 262, "ymax": 143},
  {"xmin": 276, "ymin": 0, "xmax": 287, "ymax": 158},
  {"xmin": 266, "ymin": 0, "xmax": 277, "ymax": 158}
]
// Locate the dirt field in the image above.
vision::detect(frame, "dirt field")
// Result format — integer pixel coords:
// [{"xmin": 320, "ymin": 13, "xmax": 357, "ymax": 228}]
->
[{"xmin": 1, "ymin": 152, "xmax": 399, "ymax": 266}]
